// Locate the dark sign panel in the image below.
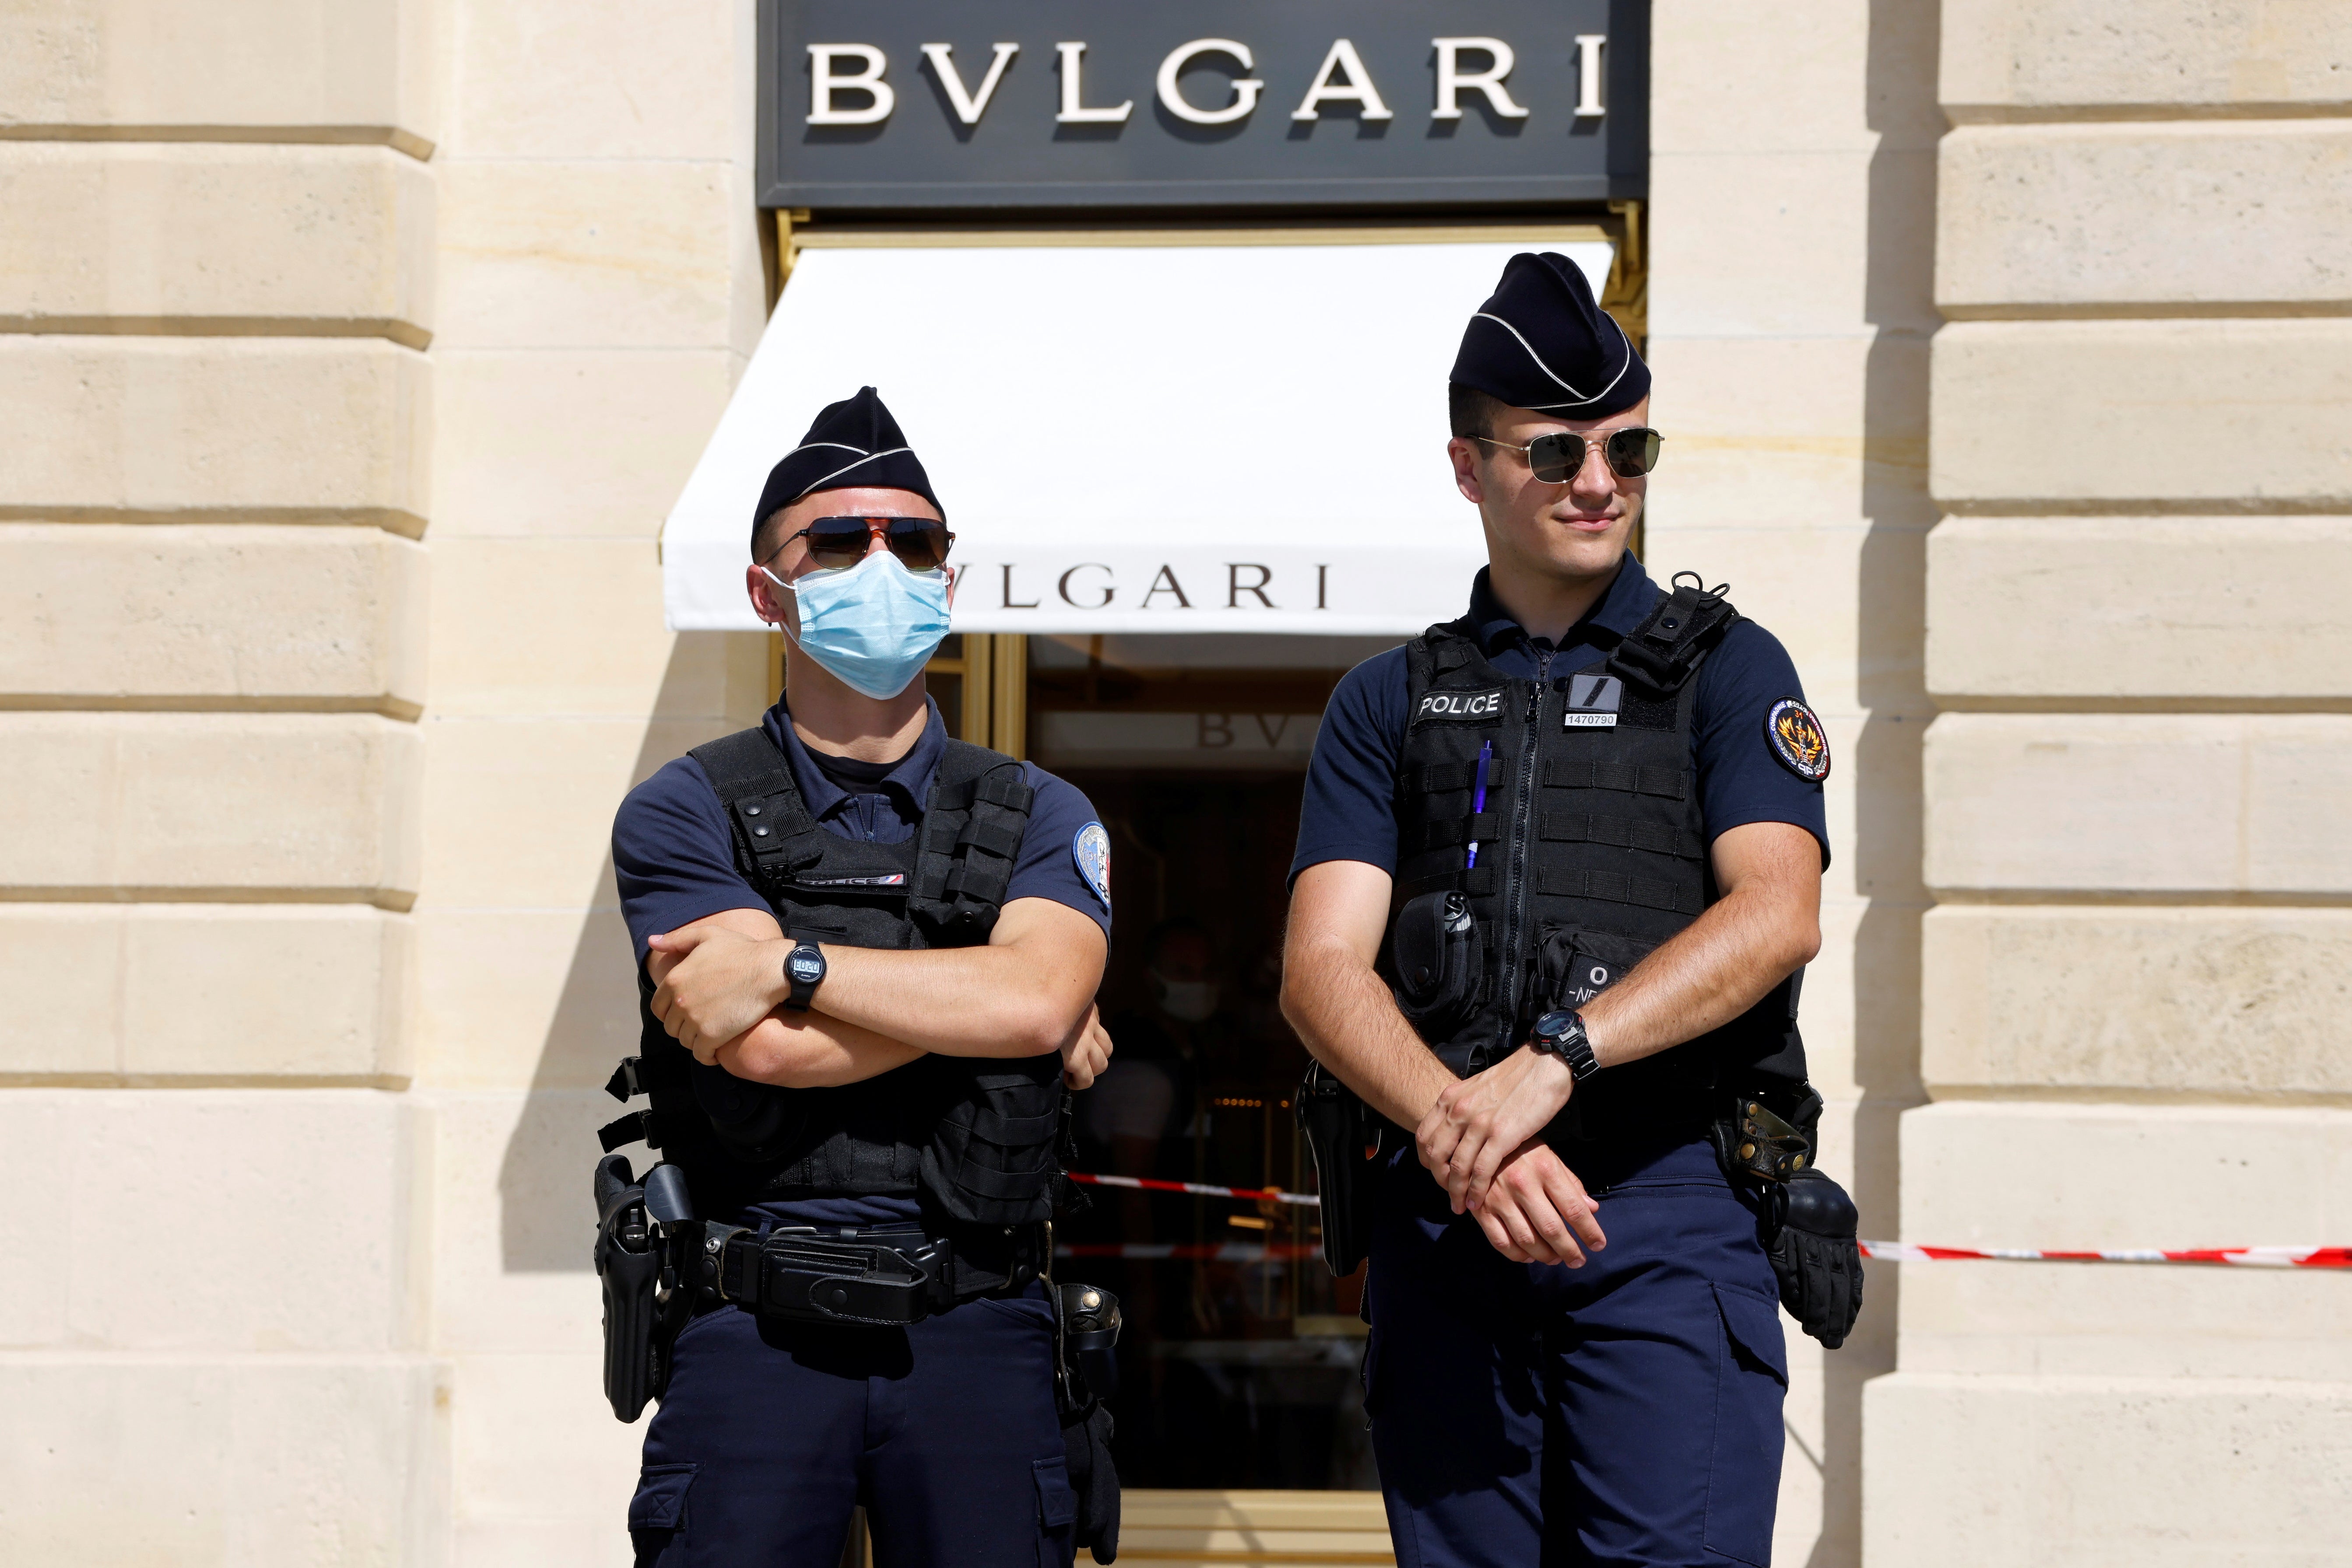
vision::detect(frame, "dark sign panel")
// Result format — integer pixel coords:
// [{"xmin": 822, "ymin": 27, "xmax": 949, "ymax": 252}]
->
[{"xmin": 758, "ymin": 0, "xmax": 1646, "ymax": 212}]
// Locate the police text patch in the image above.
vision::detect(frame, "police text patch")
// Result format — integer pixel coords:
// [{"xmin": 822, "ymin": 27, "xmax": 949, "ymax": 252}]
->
[
  {"xmin": 1562, "ymin": 673, "xmax": 1622, "ymax": 730},
  {"xmin": 1413, "ymin": 687, "xmax": 1506, "ymax": 727},
  {"xmin": 1765, "ymin": 698, "xmax": 1831, "ymax": 782}
]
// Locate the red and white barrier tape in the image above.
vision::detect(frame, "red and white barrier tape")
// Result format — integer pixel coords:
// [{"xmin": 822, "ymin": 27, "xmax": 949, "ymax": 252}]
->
[
  {"xmin": 1860, "ymin": 1242, "xmax": 2352, "ymax": 1269},
  {"xmin": 1068, "ymin": 1171, "xmax": 1320, "ymax": 1207},
  {"xmin": 1064, "ymin": 1175, "xmax": 2350, "ymax": 1269},
  {"xmin": 1058, "ymin": 1242, "xmax": 1321, "ymax": 1261}
]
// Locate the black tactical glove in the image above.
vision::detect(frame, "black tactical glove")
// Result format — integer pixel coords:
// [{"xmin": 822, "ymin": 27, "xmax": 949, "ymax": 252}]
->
[{"xmin": 1767, "ymin": 1167, "xmax": 1864, "ymax": 1349}]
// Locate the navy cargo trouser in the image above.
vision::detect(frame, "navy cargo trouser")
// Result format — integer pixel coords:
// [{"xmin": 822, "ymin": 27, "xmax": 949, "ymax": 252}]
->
[
  {"xmin": 630, "ymin": 1282, "xmax": 1076, "ymax": 1568},
  {"xmin": 1363, "ymin": 1137, "xmax": 1788, "ymax": 1568}
]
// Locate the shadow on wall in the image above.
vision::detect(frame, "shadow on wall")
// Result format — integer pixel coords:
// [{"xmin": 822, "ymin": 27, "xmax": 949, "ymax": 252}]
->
[
  {"xmin": 1811, "ymin": 2, "xmax": 1941, "ymax": 1565},
  {"xmin": 496, "ymin": 636, "xmax": 748, "ymax": 1271}
]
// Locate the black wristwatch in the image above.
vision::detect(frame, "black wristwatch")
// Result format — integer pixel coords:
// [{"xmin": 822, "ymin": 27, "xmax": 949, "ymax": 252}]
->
[
  {"xmin": 782, "ymin": 938, "xmax": 827, "ymax": 1013},
  {"xmin": 1530, "ymin": 1009, "xmax": 1602, "ymax": 1082}
]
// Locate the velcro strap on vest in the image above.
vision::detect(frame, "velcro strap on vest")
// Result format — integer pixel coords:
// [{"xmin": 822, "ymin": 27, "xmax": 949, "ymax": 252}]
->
[
  {"xmin": 1539, "ymin": 811, "xmax": 1706, "ymax": 859},
  {"xmin": 1397, "ymin": 863, "xmax": 1500, "ymax": 903},
  {"xmin": 962, "ymin": 816, "xmax": 1026, "ymax": 861},
  {"xmin": 1415, "ymin": 811, "xmax": 1502, "ymax": 851},
  {"xmin": 1413, "ymin": 754, "xmax": 1513, "ymax": 795},
  {"xmin": 1604, "ymin": 578, "xmax": 1740, "ymax": 695},
  {"xmin": 1543, "ymin": 758, "xmax": 1689, "ymax": 799},
  {"xmin": 689, "ymin": 729, "xmax": 829, "ymax": 883},
  {"xmin": 911, "ymin": 743, "xmax": 1035, "ymax": 938},
  {"xmin": 974, "ymin": 772, "xmax": 1030, "ymax": 810},
  {"xmin": 597, "ymin": 1109, "xmax": 660, "ymax": 1153},
  {"xmin": 1414, "ymin": 761, "xmax": 1477, "ymax": 793},
  {"xmin": 1535, "ymin": 865, "xmax": 1703, "ymax": 915}
]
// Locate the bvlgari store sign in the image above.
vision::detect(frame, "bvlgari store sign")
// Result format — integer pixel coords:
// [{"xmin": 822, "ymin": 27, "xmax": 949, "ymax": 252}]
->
[
  {"xmin": 758, "ymin": 0, "xmax": 1647, "ymax": 211},
  {"xmin": 663, "ymin": 7, "xmax": 1642, "ymax": 635}
]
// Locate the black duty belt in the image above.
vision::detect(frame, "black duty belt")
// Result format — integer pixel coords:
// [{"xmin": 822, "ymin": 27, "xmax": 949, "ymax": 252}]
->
[{"xmin": 689, "ymin": 1222, "xmax": 1039, "ymax": 1328}]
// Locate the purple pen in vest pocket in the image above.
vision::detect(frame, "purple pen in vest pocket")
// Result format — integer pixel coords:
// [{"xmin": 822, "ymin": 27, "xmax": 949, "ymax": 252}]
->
[{"xmin": 1464, "ymin": 740, "xmax": 1493, "ymax": 870}]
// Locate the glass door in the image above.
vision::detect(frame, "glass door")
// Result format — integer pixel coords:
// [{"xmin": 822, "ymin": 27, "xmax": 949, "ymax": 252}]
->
[{"xmin": 1025, "ymin": 632, "xmax": 1401, "ymax": 1491}]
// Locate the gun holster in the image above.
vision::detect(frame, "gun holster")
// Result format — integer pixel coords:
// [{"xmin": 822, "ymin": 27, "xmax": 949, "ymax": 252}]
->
[
  {"xmin": 593, "ymin": 1154, "xmax": 693, "ymax": 1423},
  {"xmin": 1706, "ymin": 1085, "xmax": 1865, "ymax": 1350},
  {"xmin": 1296, "ymin": 1059, "xmax": 1380, "ymax": 1278},
  {"xmin": 1052, "ymin": 1272, "xmax": 1123, "ymax": 1565}
]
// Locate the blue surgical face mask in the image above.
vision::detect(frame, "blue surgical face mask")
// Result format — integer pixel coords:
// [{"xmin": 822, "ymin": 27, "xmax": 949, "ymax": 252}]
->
[{"xmin": 762, "ymin": 551, "xmax": 951, "ymax": 700}]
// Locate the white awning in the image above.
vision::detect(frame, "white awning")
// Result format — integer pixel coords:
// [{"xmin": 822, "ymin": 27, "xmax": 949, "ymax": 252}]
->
[{"xmin": 661, "ymin": 232, "xmax": 1614, "ymax": 635}]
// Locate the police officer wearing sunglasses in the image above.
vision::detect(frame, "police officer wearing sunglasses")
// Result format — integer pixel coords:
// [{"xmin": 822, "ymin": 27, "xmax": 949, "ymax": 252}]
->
[
  {"xmin": 1282, "ymin": 255, "xmax": 1861, "ymax": 1566},
  {"xmin": 602, "ymin": 387, "xmax": 1120, "ymax": 1565}
]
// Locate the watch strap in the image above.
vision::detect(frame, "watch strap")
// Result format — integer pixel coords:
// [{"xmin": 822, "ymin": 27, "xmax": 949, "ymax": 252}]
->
[{"xmin": 1532, "ymin": 1010, "xmax": 1602, "ymax": 1082}]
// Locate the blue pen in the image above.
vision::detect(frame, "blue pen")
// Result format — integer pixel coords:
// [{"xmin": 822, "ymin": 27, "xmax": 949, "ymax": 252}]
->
[{"xmin": 1464, "ymin": 740, "xmax": 1493, "ymax": 869}]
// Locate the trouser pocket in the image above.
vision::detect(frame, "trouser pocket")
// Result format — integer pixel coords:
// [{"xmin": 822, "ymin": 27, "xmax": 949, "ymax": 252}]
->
[
  {"xmin": 1702, "ymin": 1283, "xmax": 1789, "ymax": 1567},
  {"xmin": 628, "ymin": 1463, "xmax": 697, "ymax": 1568}
]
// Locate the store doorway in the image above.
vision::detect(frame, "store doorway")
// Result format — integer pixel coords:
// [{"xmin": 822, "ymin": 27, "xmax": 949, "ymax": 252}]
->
[{"xmin": 1023, "ymin": 631, "xmax": 1400, "ymax": 1491}]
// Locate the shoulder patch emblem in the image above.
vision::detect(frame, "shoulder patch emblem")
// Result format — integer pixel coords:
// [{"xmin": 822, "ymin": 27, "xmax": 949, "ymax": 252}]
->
[
  {"xmin": 1072, "ymin": 822, "xmax": 1113, "ymax": 912},
  {"xmin": 1765, "ymin": 698, "xmax": 1831, "ymax": 782}
]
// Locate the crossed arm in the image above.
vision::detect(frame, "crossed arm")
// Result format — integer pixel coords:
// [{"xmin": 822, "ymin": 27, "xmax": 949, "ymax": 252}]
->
[
  {"xmin": 644, "ymin": 896, "xmax": 1114, "ymax": 1090},
  {"xmin": 1279, "ymin": 820, "xmax": 1821, "ymax": 1267}
]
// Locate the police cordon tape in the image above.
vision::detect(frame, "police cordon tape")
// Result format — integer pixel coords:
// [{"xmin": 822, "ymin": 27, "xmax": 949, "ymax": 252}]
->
[
  {"xmin": 1068, "ymin": 1171, "xmax": 1320, "ymax": 1206},
  {"xmin": 1063, "ymin": 1173, "xmax": 2352, "ymax": 1268}
]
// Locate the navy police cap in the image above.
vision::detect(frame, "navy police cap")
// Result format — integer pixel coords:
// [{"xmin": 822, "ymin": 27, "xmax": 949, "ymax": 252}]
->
[
  {"xmin": 751, "ymin": 386, "xmax": 941, "ymax": 553},
  {"xmin": 1450, "ymin": 253, "xmax": 1649, "ymax": 421}
]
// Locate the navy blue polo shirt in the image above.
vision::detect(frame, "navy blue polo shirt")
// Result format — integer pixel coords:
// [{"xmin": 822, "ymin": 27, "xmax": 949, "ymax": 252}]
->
[
  {"xmin": 1291, "ymin": 558, "xmax": 1829, "ymax": 884},
  {"xmin": 612, "ymin": 695, "xmax": 1110, "ymax": 1228}
]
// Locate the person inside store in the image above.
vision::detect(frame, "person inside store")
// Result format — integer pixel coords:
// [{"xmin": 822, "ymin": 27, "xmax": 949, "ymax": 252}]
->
[
  {"xmin": 1280, "ymin": 254, "xmax": 1861, "ymax": 1565},
  {"xmin": 600, "ymin": 386, "xmax": 1118, "ymax": 1567}
]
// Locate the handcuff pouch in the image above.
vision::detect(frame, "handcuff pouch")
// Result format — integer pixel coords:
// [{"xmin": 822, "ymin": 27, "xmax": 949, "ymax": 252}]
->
[{"xmin": 1389, "ymin": 890, "xmax": 1481, "ymax": 1037}]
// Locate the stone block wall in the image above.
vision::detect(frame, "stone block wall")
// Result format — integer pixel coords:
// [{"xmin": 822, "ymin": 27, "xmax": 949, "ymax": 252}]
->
[
  {"xmin": 1865, "ymin": 5, "xmax": 2352, "ymax": 1562},
  {"xmin": 412, "ymin": 1, "xmax": 769, "ymax": 1562},
  {"xmin": 0, "ymin": 1, "xmax": 447, "ymax": 1561},
  {"xmin": 1647, "ymin": 5, "xmax": 1941, "ymax": 1562}
]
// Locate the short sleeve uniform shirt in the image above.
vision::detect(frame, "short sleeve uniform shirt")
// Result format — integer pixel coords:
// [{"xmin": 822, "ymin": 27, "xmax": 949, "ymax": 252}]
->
[{"xmin": 1291, "ymin": 558, "xmax": 1829, "ymax": 884}]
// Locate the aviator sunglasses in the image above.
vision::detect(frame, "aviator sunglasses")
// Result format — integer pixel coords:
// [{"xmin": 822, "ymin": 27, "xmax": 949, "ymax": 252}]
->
[
  {"xmin": 1475, "ymin": 426, "xmax": 1664, "ymax": 484},
  {"xmin": 779, "ymin": 515, "xmax": 955, "ymax": 572}
]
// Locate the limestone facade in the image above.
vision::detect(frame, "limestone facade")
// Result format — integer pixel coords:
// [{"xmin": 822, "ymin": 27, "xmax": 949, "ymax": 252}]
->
[
  {"xmin": 1, "ymin": 1, "xmax": 2341, "ymax": 1564},
  {"xmin": 1864, "ymin": 4, "xmax": 2352, "ymax": 1563}
]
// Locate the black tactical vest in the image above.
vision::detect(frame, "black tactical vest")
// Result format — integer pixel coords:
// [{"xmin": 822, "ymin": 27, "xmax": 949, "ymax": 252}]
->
[
  {"xmin": 1387, "ymin": 575, "xmax": 1807, "ymax": 1141},
  {"xmin": 600, "ymin": 728, "xmax": 1064, "ymax": 1228}
]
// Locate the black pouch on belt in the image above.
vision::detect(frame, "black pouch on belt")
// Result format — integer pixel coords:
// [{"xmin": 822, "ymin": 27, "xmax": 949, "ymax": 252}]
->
[
  {"xmin": 1296, "ymin": 1059, "xmax": 1380, "ymax": 1278},
  {"xmin": 1053, "ymin": 1279, "xmax": 1123, "ymax": 1565},
  {"xmin": 593, "ymin": 1154, "xmax": 692, "ymax": 1422},
  {"xmin": 1708, "ymin": 1087, "xmax": 1865, "ymax": 1349},
  {"xmin": 716, "ymin": 1228, "xmax": 945, "ymax": 1327}
]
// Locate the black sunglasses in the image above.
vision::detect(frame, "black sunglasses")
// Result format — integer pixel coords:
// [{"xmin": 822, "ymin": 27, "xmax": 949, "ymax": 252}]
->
[
  {"xmin": 1475, "ymin": 427, "xmax": 1664, "ymax": 484},
  {"xmin": 781, "ymin": 515, "xmax": 955, "ymax": 572}
]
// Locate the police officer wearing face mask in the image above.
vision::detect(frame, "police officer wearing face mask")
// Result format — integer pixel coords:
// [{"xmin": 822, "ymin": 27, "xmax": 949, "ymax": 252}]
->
[
  {"xmin": 1281, "ymin": 256, "xmax": 1861, "ymax": 1566},
  {"xmin": 601, "ymin": 387, "xmax": 1121, "ymax": 1566}
]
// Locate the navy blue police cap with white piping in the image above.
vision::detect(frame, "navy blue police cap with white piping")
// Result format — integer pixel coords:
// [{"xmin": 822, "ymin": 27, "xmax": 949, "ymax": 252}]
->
[
  {"xmin": 1449, "ymin": 253, "xmax": 1649, "ymax": 421},
  {"xmin": 751, "ymin": 386, "xmax": 942, "ymax": 554}
]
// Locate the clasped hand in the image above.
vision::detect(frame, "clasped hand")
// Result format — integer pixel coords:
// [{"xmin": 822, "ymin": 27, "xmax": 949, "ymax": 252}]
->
[
  {"xmin": 1415, "ymin": 1044, "xmax": 1606, "ymax": 1267},
  {"xmin": 646, "ymin": 926, "xmax": 782, "ymax": 1062}
]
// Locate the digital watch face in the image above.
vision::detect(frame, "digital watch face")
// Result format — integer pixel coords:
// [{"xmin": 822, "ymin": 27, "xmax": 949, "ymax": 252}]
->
[{"xmin": 790, "ymin": 951, "xmax": 825, "ymax": 983}]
